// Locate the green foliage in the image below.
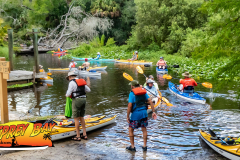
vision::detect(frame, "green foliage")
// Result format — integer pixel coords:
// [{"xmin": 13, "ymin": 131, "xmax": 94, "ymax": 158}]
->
[
  {"xmin": 100, "ymin": 35, "xmax": 105, "ymax": 46},
  {"xmin": 8, "ymin": 82, "xmax": 34, "ymax": 89},
  {"xmin": 0, "ymin": 46, "xmax": 9, "ymax": 60},
  {"xmin": 127, "ymin": 0, "xmax": 206, "ymax": 53},
  {"xmin": 0, "ymin": 19, "xmax": 8, "ymax": 46},
  {"xmin": 106, "ymin": 37, "xmax": 115, "ymax": 46},
  {"xmin": 90, "ymin": 37, "xmax": 101, "ymax": 48}
]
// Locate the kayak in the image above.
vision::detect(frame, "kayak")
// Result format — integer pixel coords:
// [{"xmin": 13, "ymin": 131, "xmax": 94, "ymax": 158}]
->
[
  {"xmin": 31, "ymin": 115, "xmax": 116, "ymax": 141},
  {"xmin": 52, "ymin": 51, "xmax": 67, "ymax": 56},
  {"xmin": 73, "ymin": 57, "xmax": 115, "ymax": 62},
  {"xmin": 87, "ymin": 66, "xmax": 107, "ymax": 71},
  {"xmin": 77, "ymin": 70, "xmax": 101, "ymax": 76},
  {"xmin": 48, "ymin": 68, "xmax": 77, "ymax": 72},
  {"xmin": 156, "ymin": 67, "xmax": 168, "ymax": 74},
  {"xmin": 115, "ymin": 60, "xmax": 153, "ymax": 65},
  {"xmin": 199, "ymin": 129, "xmax": 240, "ymax": 160},
  {"xmin": 168, "ymin": 82, "xmax": 206, "ymax": 104},
  {"xmin": 40, "ymin": 76, "xmax": 53, "ymax": 83},
  {"xmin": 147, "ymin": 92, "xmax": 161, "ymax": 114}
]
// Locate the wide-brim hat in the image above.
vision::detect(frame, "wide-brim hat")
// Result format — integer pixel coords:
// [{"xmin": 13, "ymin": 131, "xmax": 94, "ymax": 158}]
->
[
  {"xmin": 129, "ymin": 80, "xmax": 139, "ymax": 86},
  {"xmin": 66, "ymin": 71, "xmax": 78, "ymax": 80},
  {"xmin": 146, "ymin": 79, "xmax": 155, "ymax": 84},
  {"xmin": 182, "ymin": 71, "xmax": 191, "ymax": 77}
]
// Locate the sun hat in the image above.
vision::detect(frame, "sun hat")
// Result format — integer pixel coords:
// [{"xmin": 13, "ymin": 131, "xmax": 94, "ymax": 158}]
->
[
  {"xmin": 129, "ymin": 80, "xmax": 139, "ymax": 86},
  {"xmin": 39, "ymin": 65, "xmax": 43, "ymax": 68},
  {"xmin": 160, "ymin": 57, "xmax": 163, "ymax": 59},
  {"xmin": 146, "ymin": 79, "xmax": 155, "ymax": 84},
  {"xmin": 66, "ymin": 71, "xmax": 78, "ymax": 80},
  {"xmin": 85, "ymin": 58, "xmax": 88, "ymax": 61},
  {"xmin": 72, "ymin": 59, "xmax": 74, "ymax": 61},
  {"xmin": 135, "ymin": 51, "xmax": 138, "ymax": 54},
  {"xmin": 182, "ymin": 71, "xmax": 191, "ymax": 77},
  {"xmin": 97, "ymin": 52, "xmax": 100, "ymax": 55}
]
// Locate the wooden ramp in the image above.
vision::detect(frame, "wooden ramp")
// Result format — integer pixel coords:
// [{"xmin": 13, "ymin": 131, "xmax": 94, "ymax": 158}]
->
[{"xmin": 8, "ymin": 70, "xmax": 47, "ymax": 82}]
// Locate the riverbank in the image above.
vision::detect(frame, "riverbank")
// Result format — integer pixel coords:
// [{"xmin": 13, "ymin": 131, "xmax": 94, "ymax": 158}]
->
[{"xmin": 63, "ymin": 44, "xmax": 230, "ymax": 81}]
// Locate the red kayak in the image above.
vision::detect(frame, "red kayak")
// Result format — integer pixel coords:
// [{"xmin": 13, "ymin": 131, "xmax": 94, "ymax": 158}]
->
[{"xmin": 52, "ymin": 51, "xmax": 67, "ymax": 56}]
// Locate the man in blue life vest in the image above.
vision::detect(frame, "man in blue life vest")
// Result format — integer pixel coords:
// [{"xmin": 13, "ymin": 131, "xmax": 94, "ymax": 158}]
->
[
  {"xmin": 126, "ymin": 80, "xmax": 157, "ymax": 152},
  {"xmin": 95, "ymin": 52, "xmax": 101, "ymax": 60}
]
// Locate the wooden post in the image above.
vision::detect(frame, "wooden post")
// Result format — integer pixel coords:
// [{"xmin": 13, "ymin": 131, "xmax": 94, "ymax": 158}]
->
[
  {"xmin": 8, "ymin": 29, "xmax": 14, "ymax": 71},
  {"xmin": 0, "ymin": 57, "xmax": 10, "ymax": 123},
  {"xmin": 33, "ymin": 29, "xmax": 39, "ymax": 73}
]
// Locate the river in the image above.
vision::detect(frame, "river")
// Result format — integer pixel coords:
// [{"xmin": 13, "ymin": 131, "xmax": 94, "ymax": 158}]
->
[{"xmin": 6, "ymin": 53, "xmax": 240, "ymax": 159}]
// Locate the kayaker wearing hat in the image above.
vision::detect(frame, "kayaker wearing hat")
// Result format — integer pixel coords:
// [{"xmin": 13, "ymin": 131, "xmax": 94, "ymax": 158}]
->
[
  {"xmin": 39, "ymin": 65, "xmax": 45, "ymax": 72},
  {"xmin": 179, "ymin": 71, "xmax": 197, "ymax": 93},
  {"xmin": 128, "ymin": 51, "xmax": 138, "ymax": 61},
  {"xmin": 65, "ymin": 71, "xmax": 91, "ymax": 141},
  {"xmin": 126, "ymin": 80, "xmax": 156, "ymax": 152},
  {"xmin": 69, "ymin": 59, "xmax": 77, "ymax": 69},
  {"xmin": 94, "ymin": 52, "xmax": 101, "ymax": 60},
  {"xmin": 82, "ymin": 59, "xmax": 90, "ymax": 70},
  {"xmin": 143, "ymin": 75, "xmax": 159, "ymax": 90},
  {"xmin": 156, "ymin": 57, "xmax": 167, "ymax": 69},
  {"xmin": 144, "ymin": 79, "xmax": 160, "ymax": 104}
]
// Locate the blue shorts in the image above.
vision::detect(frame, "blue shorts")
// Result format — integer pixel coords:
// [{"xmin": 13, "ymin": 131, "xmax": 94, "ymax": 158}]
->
[{"xmin": 129, "ymin": 117, "xmax": 148, "ymax": 129}]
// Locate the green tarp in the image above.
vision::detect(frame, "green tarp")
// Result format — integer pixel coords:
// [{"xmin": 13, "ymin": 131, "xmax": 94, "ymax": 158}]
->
[{"xmin": 65, "ymin": 97, "xmax": 72, "ymax": 118}]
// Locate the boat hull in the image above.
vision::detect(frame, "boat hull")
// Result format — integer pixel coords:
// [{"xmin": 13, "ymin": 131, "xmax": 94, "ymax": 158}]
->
[
  {"xmin": 115, "ymin": 60, "xmax": 153, "ymax": 65},
  {"xmin": 48, "ymin": 68, "xmax": 77, "ymax": 72},
  {"xmin": 147, "ymin": 91, "xmax": 161, "ymax": 113},
  {"xmin": 168, "ymin": 82, "xmax": 206, "ymax": 104},
  {"xmin": 156, "ymin": 67, "xmax": 168, "ymax": 74},
  {"xmin": 78, "ymin": 70, "xmax": 101, "ymax": 76},
  {"xmin": 73, "ymin": 57, "xmax": 115, "ymax": 62},
  {"xmin": 199, "ymin": 129, "xmax": 240, "ymax": 160},
  {"xmin": 87, "ymin": 66, "xmax": 107, "ymax": 71},
  {"xmin": 51, "ymin": 115, "xmax": 116, "ymax": 141}
]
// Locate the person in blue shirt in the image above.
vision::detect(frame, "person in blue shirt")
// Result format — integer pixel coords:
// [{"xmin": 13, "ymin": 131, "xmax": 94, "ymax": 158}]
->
[
  {"xmin": 58, "ymin": 47, "xmax": 64, "ymax": 52},
  {"xmin": 95, "ymin": 52, "xmax": 101, "ymax": 60},
  {"xmin": 126, "ymin": 80, "xmax": 157, "ymax": 152}
]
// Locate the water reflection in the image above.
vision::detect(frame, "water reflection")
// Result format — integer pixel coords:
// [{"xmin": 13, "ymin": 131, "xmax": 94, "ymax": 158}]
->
[{"xmin": 6, "ymin": 54, "xmax": 240, "ymax": 159}]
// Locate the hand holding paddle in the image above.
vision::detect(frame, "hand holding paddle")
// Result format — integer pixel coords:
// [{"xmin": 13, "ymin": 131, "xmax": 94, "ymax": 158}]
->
[{"xmin": 162, "ymin": 74, "xmax": 213, "ymax": 88}]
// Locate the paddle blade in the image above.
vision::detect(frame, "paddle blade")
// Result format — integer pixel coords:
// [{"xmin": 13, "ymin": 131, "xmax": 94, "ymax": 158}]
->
[
  {"xmin": 162, "ymin": 74, "xmax": 172, "ymax": 80},
  {"xmin": 123, "ymin": 72, "xmax": 134, "ymax": 81},
  {"xmin": 162, "ymin": 97, "xmax": 173, "ymax": 106},
  {"xmin": 208, "ymin": 128, "xmax": 217, "ymax": 137},
  {"xmin": 136, "ymin": 66, "xmax": 144, "ymax": 74},
  {"xmin": 202, "ymin": 82, "xmax": 212, "ymax": 88}
]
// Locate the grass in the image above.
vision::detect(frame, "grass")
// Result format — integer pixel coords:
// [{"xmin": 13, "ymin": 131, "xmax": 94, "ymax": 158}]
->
[{"xmin": 0, "ymin": 46, "xmax": 9, "ymax": 60}]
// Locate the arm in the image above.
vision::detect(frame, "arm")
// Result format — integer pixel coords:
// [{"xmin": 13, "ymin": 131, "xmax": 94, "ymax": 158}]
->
[
  {"xmin": 84, "ymin": 85, "xmax": 91, "ymax": 92},
  {"xmin": 127, "ymin": 103, "xmax": 132, "ymax": 123},
  {"xmin": 66, "ymin": 82, "xmax": 75, "ymax": 97},
  {"xmin": 148, "ymin": 98, "xmax": 157, "ymax": 119}
]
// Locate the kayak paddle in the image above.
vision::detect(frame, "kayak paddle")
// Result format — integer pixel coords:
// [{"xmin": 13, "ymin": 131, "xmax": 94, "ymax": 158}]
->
[
  {"xmin": 136, "ymin": 66, "xmax": 147, "ymax": 78},
  {"xmin": 162, "ymin": 74, "xmax": 213, "ymax": 89},
  {"xmin": 123, "ymin": 72, "xmax": 134, "ymax": 81}
]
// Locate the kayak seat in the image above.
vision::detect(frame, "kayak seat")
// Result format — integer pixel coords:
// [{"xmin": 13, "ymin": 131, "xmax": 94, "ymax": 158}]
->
[
  {"xmin": 183, "ymin": 86, "xmax": 194, "ymax": 94},
  {"xmin": 211, "ymin": 137, "xmax": 220, "ymax": 140}
]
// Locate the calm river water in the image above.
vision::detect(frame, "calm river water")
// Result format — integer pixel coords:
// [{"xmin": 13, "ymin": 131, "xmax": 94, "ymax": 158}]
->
[{"xmin": 7, "ymin": 54, "xmax": 240, "ymax": 159}]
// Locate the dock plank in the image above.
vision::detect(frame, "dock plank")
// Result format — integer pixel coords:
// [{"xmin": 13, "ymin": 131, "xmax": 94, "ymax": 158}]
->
[{"xmin": 7, "ymin": 70, "xmax": 47, "ymax": 82}]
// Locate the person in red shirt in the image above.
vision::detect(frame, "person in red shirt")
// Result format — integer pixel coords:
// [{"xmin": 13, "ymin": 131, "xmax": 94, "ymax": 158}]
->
[
  {"xmin": 156, "ymin": 57, "xmax": 167, "ymax": 69},
  {"xmin": 179, "ymin": 72, "xmax": 197, "ymax": 93}
]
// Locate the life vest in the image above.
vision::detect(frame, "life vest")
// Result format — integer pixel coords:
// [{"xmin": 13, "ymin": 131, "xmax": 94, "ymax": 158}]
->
[
  {"xmin": 157, "ymin": 60, "xmax": 166, "ymax": 66},
  {"xmin": 71, "ymin": 79, "xmax": 87, "ymax": 98},
  {"xmin": 179, "ymin": 78, "xmax": 197, "ymax": 88},
  {"xmin": 39, "ymin": 69, "xmax": 44, "ymax": 72},
  {"xmin": 71, "ymin": 63, "xmax": 75, "ymax": 68},
  {"xmin": 131, "ymin": 87, "xmax": 148, "ymax": 112}
]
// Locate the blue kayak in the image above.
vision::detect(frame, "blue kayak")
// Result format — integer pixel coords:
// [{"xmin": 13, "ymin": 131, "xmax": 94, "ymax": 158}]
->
[
  {"xmin": 168, "ymin": 82, "xmax": 206, "ymax": 104},
  {"xmin": 73, "ymin": 57, "xmax": 115, "ymax": 62},
  {"xmin": 156, "ymin": 67, "xmax": 168, "ymax": 74}
]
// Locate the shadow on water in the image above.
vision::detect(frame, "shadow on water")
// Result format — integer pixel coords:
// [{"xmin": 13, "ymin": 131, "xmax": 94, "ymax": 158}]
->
[{"xmin": 6, "ymin": 54, "xmax": 240, "ymax": 159}]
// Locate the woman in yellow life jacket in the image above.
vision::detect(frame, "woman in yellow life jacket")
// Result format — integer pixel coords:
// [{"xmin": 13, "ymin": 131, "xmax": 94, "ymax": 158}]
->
[{"xmin": 128, "ymin": 51, "xmax": 138, "ymax": 61}]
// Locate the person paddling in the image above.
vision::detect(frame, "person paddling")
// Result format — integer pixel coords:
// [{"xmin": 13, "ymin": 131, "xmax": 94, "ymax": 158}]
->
[
  {"xmin": 126, "ymin": 80, "xmax": 157, "ymax": 152},
  {"xmin": 144, "ymin": 79, "xmax": 160, "ymax": 104},
  {"xmin": 94, "ymin": 52, "xmax": 101, "ymax": 60},
  {"xmin": 178, "ymin": 71, "xmax": 197, "ymax": 93},
  {"xmin": 143, "ymin": 75, "xmax": 159, "ymax": 90},
  {"xmin": 82, "ymin": 59, "xmax": 90, "ymax": 70},
  {"xmin": 69, "ymin": 59, "xmax": 77, "ymax": 69},
  {"xmin": 128, "ymin": 51, "xmax": 138, "ymax": 61},
  {"xmin": 65, "ymin": 71, "xmax": 91, "ymax": 141},
  {"xmin": 156, "ymin": 57, "xmax": 167, "ymax": 69}
]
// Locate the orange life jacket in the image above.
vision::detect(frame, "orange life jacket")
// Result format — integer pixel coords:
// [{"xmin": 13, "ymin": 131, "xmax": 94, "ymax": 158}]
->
[
  {"xmin": 71, "ymin": 63, "xmax": 76, "ymax": 68},
  {"xmin": 132, "ymin": 87, "xmax": 147, "ymax": 95},
  {"xmin": 157, "ymin": 60, "xmax": 166, "ymax": 66},
  {"xmin": 179, "ymin": 78, "xmax": 198, "ymax": 88}
]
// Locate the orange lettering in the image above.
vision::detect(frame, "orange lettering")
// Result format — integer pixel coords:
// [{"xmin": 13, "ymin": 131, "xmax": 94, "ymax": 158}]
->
[
  {"xmin": 21, "ymin": 124, "xmax": 29, "ymax": 136},
  {"xmin": 15, "ymin": 124, "xmax": 23, "ymax": 137}
]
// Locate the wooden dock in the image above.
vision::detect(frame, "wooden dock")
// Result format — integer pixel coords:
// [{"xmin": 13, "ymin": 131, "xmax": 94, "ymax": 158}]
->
[{"xmin": 7, "ymin": 70, "xmax": 47, "ymax": 82}]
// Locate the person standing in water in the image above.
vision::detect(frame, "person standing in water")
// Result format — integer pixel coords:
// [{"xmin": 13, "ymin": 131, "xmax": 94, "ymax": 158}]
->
[
  {"xmin": 126, "ymin": 80, "xmax": 157, "ymax": 152},
  {"xmin": 65, "ymin": 71, "xmax": 91, "ymax": 141}
]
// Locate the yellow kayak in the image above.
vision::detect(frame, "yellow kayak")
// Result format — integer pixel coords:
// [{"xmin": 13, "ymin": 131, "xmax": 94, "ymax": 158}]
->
[
  {"xmin": 115, "ymin": 60, "xmax": 153, "ymax": 65},
  {"xmin": 199, "ymin": 129, "xmax": 240, "ymax": 159},
  {"xmin": 40, "ymin": 76, "xmax": 53, "ymax": 82},
  {"xmin": 147, "ymin": 91, "xmax": 162, "ymax": 114}
]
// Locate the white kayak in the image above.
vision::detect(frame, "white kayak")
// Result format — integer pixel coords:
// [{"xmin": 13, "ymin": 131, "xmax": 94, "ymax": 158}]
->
[
  {"xmin": 48, "ymin": 68, "xmax": 78, "ymax": 72},
  {"xmin": 87, "ymin": 66, "xmax": 107, "ymax": 71},
  {"xmin": 78, "ymin": 70, "xmax": 101, "ymax": 76}
]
